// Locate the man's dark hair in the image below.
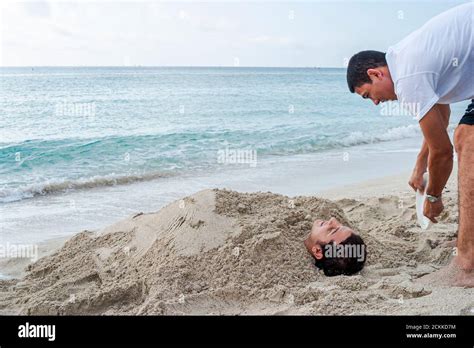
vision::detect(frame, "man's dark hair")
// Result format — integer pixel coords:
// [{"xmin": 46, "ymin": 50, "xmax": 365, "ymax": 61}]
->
[
  {"xmin": 313, "ymin": 233, "xmax": 367, "ymax": 277},
  {"xmin": 346, "ymin": 50, "xmax": 387, "ymax": 93}
]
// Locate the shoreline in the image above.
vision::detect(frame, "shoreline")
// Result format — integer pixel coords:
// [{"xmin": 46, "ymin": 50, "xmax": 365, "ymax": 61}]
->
[{"xmin": 0, "ymin": 134, "xmax": 425, "ymax": 246}]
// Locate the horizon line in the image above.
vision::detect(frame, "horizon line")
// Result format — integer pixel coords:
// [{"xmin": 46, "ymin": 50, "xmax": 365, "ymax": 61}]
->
[{"xmin": 0, "ymin": 65, "xmax": 347, "ymax": 69}]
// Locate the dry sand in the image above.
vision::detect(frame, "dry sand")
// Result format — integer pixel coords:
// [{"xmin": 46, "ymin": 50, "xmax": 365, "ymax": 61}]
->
[{"xmin": 0, "ymin": 170, "xmax": 473, "ymax": 315}]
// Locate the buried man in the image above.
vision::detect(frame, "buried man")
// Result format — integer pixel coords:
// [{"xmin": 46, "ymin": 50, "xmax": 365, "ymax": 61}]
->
[
  {"xmin": 346, "ymin": 3, "xmax": 473, "ymax": 286},
  {"xmin": 304, "ymin": 217, "xmax": 367, "ymax": 276}
]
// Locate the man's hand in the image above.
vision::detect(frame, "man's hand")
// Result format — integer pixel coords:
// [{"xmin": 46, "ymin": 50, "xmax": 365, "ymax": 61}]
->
[
  {"xmin": 409, "ymin": 167, "xmax": 426, "ymax": 192},
  {"xmin": 419, "ymin": 105, "xmax": 453, "ymax": 199},
  {"xmin": 423, "ymin": 197, "xmax": 444, "ymax": 223},
  {"xmin": 409, "ymin": 104, "xmax": 450, "ymax": 192}
]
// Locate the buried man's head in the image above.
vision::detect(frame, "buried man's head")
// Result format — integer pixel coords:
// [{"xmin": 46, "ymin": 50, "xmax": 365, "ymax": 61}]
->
[
  {"xmin": 304, "ymin": 217, "xmax": 367, "ymax": 276},
  {"xmin": 346, "ymin": 50, "xmax": 397, "ymax": 105}
]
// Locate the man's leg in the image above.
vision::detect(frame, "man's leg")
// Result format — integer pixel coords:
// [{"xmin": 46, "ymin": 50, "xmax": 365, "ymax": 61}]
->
[
  {"xmin": 454, "ymin": 124, "xmax": 474, "ymax": 270},
  {"xmin": 417, "ymin": 102, "xmax": 474, "ymax": 287}
]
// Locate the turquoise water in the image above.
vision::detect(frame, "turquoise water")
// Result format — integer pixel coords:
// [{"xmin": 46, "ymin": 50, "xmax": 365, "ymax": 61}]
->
[{"xmin": 2, "ymin": 66, "xmax": 454, "ymax": 204}]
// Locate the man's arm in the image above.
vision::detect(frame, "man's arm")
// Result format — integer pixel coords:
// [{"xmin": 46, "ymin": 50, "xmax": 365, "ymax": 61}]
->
[
  {"xmin": 419, "ymin": 104, "xmax": 453, "ymax": 221},
  {"xmin": 409, "ymin": 104, "xmax": 450, "ymax": 191}
]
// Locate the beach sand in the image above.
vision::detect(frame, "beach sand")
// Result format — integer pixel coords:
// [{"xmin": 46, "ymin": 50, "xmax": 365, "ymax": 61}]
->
[{"xmin": 1, "ymin": 169, "xmax": 473, "ymax": 315}]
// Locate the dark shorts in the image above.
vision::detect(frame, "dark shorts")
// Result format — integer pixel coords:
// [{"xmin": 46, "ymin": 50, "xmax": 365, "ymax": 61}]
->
[{"xmin": 459, "ymin": 99, "xmax": 474, "ymax": 125}]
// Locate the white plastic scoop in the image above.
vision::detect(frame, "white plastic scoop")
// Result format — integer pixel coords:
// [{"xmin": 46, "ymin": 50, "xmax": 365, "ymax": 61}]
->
[{"xmin": 416, "ymin": 172, "xmax": 432, "ymax": 230}]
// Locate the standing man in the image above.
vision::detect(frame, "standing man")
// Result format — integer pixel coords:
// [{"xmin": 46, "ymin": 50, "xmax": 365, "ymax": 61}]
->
[{"xmin": 346, "ymin": 2, "xmax": 473, "ymax": 286}]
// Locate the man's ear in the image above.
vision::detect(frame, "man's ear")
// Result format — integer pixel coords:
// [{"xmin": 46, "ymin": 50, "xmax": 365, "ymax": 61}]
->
[
  {"xmin": 367, "ymin": 68, "xmax": 382, "ymax": 81},
  {"xmin": 311, "ymin": 245, "xmax": 324, "ymax": 260}
]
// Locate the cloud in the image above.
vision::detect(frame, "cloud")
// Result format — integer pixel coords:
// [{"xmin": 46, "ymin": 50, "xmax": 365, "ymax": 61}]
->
[
  {"xmin": 247, "ymin": 35, "xmax": 304, "ymax": 48},
  {"xmin": 21, "ymin": 0, "xmax": 51, "ymax": 18},
  {"xmin": 175, "ymin": 9, "xmax": 237, "ymax": 33},
  {"xmin": 198, "ymin": 17, "xmax": 237, "ymax": 32},
  {"xmin": 52, "ymin": 24, "xmax": 74, "ymax": 38}
]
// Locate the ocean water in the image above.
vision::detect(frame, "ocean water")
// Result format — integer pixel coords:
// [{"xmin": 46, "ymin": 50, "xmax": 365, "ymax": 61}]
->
[{"xmin": 0, "ymin": 67, "xmax": 467, "ymax": 244}]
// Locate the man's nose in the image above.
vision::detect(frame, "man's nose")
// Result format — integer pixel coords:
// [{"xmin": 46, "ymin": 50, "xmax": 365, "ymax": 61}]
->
[{"xmin": 372, "ymin": 99, "xmax": 380, "ymax": 105}]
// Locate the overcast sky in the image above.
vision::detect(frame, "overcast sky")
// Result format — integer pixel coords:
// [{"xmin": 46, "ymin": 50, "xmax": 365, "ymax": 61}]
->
[{"xmin": 0, "ymin": 0, "xmax": 469, "ymax": 67}]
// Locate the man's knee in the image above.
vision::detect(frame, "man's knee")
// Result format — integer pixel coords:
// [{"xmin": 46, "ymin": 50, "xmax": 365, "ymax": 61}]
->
[
  {"xmin": 455, "ymin": 124, "xmax": 474, "ymax": 148},
  {"xmin": 454, "ymin": 125, "xmax": 466, "ymax": 154}
]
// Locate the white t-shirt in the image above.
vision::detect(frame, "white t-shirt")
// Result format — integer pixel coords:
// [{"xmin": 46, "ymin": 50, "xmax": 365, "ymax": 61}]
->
[{"xmin": 385, "ymin": 2, "xmax": 474, "ymax": 121}]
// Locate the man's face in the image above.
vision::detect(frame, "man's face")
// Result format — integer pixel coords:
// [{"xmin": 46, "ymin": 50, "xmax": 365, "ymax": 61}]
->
[
  {"xmin": 354, "ymin": 67, "xmax": 397, "ymax": 105},
  {"xmin": 304, "ymin": 217, "xmax": 353, "ymax": 260}
]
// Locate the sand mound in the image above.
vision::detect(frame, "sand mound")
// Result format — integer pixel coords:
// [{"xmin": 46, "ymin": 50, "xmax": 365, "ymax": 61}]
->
[{"xmin": 0, "ymin": 188, "xmax": 472, "ymax": 315}]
